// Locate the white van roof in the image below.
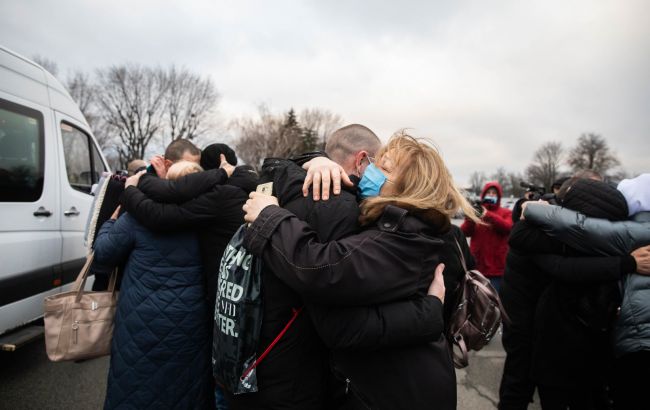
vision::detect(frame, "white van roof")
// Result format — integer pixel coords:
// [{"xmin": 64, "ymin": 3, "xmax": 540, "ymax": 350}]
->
[{"xmin": 0, "ymin": 45, "xmax": 89, "ymax": 126}]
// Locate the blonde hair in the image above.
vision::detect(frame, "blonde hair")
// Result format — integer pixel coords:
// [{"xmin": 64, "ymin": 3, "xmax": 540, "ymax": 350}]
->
[
  {"xmin": 166, "ymin": 161, "xmax": 203, "ymax": 180},
  {"xmin": 359, "ymin": 131, "xmax": 479, "ymax": 226}
]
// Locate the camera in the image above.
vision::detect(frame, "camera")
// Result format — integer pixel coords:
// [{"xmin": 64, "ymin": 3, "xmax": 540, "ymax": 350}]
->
[{"xmin": 519, "ymin": 181, "xmax": 546, "ymax": 201}]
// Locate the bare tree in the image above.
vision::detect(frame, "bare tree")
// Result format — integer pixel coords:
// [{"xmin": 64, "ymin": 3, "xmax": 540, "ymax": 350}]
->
[
  {"xmin": 508, "ymin": 172, "xmax": 526, "ymax": 198},
  {"xmin": 66, "ymin": 71, "xmax": 95, "ymax": 117},
  {"xmin": 468, "ymin": 171, "xmax": 487, "ymax": 196},
  {"xmin": 298, "ymin": 108, "xmax": 343, "ymax": 149},
  {"xmin": 567, "ymin": 133, "xmax": 620, "ymax": 175},
  {"xmin": 32, "ymin": 55, "xmax": 58, "ymax": 76},
  {"xmin": 233, "ymin": 106, "xmax": 342, "ymax": 169},
  {"xmin": 231, "ymin": 105, "xmax": 286, "ymax": 169},
  {"xmin": 525, "ymin": 141, "xmax": 564, "ymax": 190},
  {"xmin": 491, "ymin": 167, "xmax": 512, "ymax": 196},
  {"xmin": 94, "ymin": 65, "xmax": 169, "ymax": 167},
  {"xmin": 164, "ymin": 66, "xmax": 220, "ymax": 146}
]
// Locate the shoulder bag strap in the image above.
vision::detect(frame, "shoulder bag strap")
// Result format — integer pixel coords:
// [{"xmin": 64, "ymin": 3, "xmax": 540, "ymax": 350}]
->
[{"xmin": 240, "ymin": 306, "xmax": 304, "ymax": 383}]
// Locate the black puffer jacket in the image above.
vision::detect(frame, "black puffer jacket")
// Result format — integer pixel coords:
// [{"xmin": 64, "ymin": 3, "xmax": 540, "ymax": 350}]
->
[
  {"xmin": 229, "ymin": 159, "xmax": 449, "ymax": 410},
  {"xmin": 244, "ymin": 200, "xmax": 458, "ymax": 410}
]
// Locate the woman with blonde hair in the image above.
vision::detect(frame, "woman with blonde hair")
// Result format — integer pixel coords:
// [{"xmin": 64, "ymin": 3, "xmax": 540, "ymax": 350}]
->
[{"xmin": 242, "ymin": 132, "xmax": 477, "ymax": 409}]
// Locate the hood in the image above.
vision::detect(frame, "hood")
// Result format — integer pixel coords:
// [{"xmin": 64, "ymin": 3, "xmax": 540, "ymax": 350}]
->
[
  {"xmin": 226, "ymin": 166, "xmax": 258, "ymax": 194},
  {"xmin": 259, "ymin": 158, "xmax": 305, "ymax": 205},
  {"xmin": 481, "ymin": 181, "xmax": 503, "ymax": 207},
  {"xmin": 617, "ymin": 173, "xmax": 650, "ymax": 217},
  {"xmin": 260, "ymin": 157, "xmax": 358, "ymax": 206},
  {"xmin": 561, "ymin": 178, "xmax": 628, "ymax": 221}
]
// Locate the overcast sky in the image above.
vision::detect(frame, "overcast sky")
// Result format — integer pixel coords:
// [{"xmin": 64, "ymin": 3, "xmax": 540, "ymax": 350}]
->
[{"xmin": 1, "ymin": 0, "xmax": 648, "ymax": 184}]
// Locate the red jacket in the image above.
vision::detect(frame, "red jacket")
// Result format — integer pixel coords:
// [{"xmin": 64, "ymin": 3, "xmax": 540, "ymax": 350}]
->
[{"xmin": 460, "ymin": 181, "xmax": 513, "ymax": 277}]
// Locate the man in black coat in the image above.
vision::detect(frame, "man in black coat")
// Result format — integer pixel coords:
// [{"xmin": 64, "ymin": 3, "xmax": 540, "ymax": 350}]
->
[{"xmin": 231, "ymin": 124, "xmax": 472, "ymax": 409}]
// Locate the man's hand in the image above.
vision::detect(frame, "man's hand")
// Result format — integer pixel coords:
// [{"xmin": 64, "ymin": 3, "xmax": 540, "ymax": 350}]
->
[
  {"xmin": 427, "ymin": 263, "xmax": 446, "ymax": 304},
  {"xmin": 125, "ymin": 170, "xmax": 146, "ymax": 189},
  {"xmin": 219, "ymin": 154, "xmax": 235, "ymax": 177},
  {"xmin": 243, "ymin": 192, "xmax": 279, "ymax": 224},
  {"xmin": 632, "ymin": 245, "xmax": 650, "ymax": 275},
  {"xmin": 302, "ymin": 157, "xmax": 353, "ymax": 201},
  {"xmin": 150, "ymin": 155, "xmax": 166, "ymax": 178},
  {"xmin": 110, "ymin": 205, "xmax": 121, "ymax": 220}
]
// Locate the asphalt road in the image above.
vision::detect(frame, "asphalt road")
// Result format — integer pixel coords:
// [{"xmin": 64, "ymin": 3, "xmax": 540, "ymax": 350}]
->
[
  {"xmin": 0, "ymin": 337, "xmax": 108, "ymax": 410},
  {"xmin": 0, "ymin": 331, "xmax": 541, "ymax": 410}
]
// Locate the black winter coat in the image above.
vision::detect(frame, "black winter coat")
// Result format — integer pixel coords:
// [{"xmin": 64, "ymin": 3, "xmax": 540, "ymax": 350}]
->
[
  {"xmin": 499, "ymin": 221, "xmax": 632, "ymax": 406},
  {"xmin": 229, "ymin": 159, "xmax": 449, "ymax": 410},
  {"xmin": 121, "ymin": 167, "xmax": 255, "ymax": 310},
  {"xmin": 244, "ymin": 199, "xmax": 458, "ymax": 410}
]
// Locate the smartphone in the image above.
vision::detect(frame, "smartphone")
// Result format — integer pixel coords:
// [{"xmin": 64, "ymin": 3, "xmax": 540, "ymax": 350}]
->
[{"xmin": 256, "ymin": 182, "xmax": 273, "ymax": 196}]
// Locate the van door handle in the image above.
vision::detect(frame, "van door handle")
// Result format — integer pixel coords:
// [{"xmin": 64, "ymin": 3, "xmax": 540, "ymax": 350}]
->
[
  {"xmin": 33, "ymin": 207, "xmax": 52, "ymax": 217},
  {"xmin": 64, "ymin": 207, "xmax": 80, "ymax": 217}
]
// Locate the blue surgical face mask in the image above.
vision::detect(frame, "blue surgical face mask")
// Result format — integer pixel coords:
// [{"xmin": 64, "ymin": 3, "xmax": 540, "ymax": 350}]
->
[
  {"xmin": 483, "ymin": 196, "xmax": 498, "ymax": 205},
  {"xmin": 358, "ymin": 163, "xmax": 387, "ymax": 199}
]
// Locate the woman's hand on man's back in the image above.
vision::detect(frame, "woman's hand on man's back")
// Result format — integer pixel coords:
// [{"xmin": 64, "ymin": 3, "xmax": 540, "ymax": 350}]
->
[{"xmin": 428, "ymin": 263, "xmax": 446, "ymax": 303}]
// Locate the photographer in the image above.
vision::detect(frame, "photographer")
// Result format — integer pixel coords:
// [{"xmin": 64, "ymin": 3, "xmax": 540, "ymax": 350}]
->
[
  {"xmin": 511, "ymin": 177, "xmax": 568, "ymax": 222},
  {"xmin": 461, "ymin": 181, "xmax": 513, "ymax": 291}
]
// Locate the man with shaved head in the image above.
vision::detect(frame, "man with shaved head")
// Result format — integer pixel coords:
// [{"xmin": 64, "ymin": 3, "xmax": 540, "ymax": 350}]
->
[{"xmin": 302, "ymin": 124, "xmax": 381, "ymax": 200}]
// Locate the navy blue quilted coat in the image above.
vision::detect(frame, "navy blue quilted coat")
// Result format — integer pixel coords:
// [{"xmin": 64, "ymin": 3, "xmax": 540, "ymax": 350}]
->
[{"xmin": 94, "ymin": 213, "xmax": 211, "ymax": 410}]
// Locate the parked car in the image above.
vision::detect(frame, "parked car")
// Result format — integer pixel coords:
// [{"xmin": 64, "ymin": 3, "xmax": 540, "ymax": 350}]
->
[{"xmin": 0, "ymin": 45, "xmax": 109, "ymax": 347}]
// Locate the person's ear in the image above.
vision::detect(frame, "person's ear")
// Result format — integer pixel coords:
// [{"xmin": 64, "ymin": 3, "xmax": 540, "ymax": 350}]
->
[
  {"xmin": 354, "ymin": 151, "xmax": 368, "ymax": 175},
  {"xmin": 164, "ymin": 159, "xmax": 173, "ymax": 170}
]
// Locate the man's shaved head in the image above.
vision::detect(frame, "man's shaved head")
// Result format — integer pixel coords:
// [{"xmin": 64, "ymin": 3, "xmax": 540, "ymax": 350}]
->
[{"xmin": 325, "ymin": 124, "xmax": 381, "ymax": 171}]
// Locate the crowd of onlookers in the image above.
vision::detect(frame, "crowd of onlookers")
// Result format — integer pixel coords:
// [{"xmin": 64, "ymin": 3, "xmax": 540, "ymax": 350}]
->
[{"xmin": 90, "ymin": 123, "xmax": 649, "ymax": 410}]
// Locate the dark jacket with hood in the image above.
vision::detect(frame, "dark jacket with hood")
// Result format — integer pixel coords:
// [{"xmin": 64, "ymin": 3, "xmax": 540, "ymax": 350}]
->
[
  {"xmin": 523, "ymin": 203, "xmax": 650, "ymax": 357},
  {"xmin": 461, "ymin": 181, "xmax": 513, "ymax": 277},
  {"xmin": 243, "ymin": 183, "xmax": 460, "ymax": 410},
  {"xmin": 228, "ymin": 158, "xmax": 455, "ymax": 410}
]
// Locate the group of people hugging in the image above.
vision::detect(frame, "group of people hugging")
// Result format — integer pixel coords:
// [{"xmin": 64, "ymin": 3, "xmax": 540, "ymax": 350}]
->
[
  {"xmin": 91, "ymin": 125, "xmax": 479, "ymax": 410},
  {"xmin": 89, "ymin": 121, "xmax": 650, "ymax": 410},
  {"xmin": 498, "ymin": 172, "xmax": 650, "ymax": 410}
]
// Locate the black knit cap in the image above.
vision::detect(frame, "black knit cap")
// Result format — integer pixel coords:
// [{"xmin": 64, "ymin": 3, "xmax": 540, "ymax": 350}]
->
[
  {"xmin": 201, "ymin": 143, "xmax": 238, "ymax": 170},
  {"xmin": 561, "ymin": 178, "xmax": 629, "ymax": 221}
]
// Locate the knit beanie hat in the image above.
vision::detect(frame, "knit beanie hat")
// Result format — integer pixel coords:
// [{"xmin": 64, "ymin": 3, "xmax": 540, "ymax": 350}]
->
[
  {"xmin": 560, "ymin": 178, "xmax": 629, "ymax": 221},
  {"xmin": 617, "ymin": 173, "xmax": 650, "ymax": 216},
  {"xmin": 201, "ymin": 143, "xmax": 237, "ymax": 170}
]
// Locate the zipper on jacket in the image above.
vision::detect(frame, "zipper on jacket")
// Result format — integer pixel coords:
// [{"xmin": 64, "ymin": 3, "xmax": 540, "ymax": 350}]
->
[{"xmin": 331, "ymin": 364, "xmax": 372, "ymax": 410}]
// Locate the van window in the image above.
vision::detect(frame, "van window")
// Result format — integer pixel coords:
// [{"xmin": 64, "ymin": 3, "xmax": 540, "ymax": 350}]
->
[
  {"xmin": 0, "ymin": 99, "xmax": 45, "ymax": 202},
  {"xmin": 61, "ymin": 123, "xmax": 104, "ymax": 193},
  {"xmin": 91, "ymin": 140, "xmax": 107, "ymax": 180}
]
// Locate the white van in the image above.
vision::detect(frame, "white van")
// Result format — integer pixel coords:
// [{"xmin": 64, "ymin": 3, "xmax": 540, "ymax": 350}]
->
[{"xmin": 0, "ymin": 45, "xmax": 109, "ymax": 348}]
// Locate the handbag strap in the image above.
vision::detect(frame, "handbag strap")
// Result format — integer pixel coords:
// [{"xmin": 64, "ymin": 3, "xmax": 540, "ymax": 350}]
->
[
  {"xmin": 452, "ymin": 238, "xmax": 468, "ymax": 273},
  {"xmin": 73, "ymin": 252, "xmax": 120, "ymax": 302},
  {"xmin": 73, "ymin": 253, "xmax": 95, "ymax": 302},
  {"xmin": 240, "ymin": 306, "xmax": 303, "ymax": 383},
  {"xmin": 107, "ymin": 268, "xmax": 119, "ymax": 295}
]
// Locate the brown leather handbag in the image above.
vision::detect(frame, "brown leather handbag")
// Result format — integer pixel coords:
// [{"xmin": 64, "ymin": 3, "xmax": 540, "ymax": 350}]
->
[
  {"xmin": 447, "ymin": 240, "xmax": 510, "ymax": 368},
  {"xmin": 44, "ymin": 253, "xmax": 118, "ymax": 361}
]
